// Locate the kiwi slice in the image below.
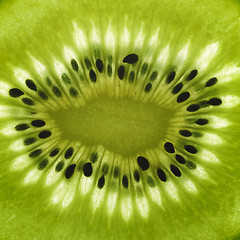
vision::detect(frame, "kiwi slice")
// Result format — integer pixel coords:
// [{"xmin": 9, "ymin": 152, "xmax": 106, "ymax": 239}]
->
[{"xmin": 1, "ymin": 0, "xmax": 240, "ymax": 239}]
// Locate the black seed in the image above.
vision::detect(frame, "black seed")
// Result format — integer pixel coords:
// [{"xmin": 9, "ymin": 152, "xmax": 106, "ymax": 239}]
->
[
  {"xmin": 128, "ymin": 71, "xmax": 135, "ymax": 83},
  {"xmin": 65, "ymin": 164, "xmax": 76, "ymax": 179},
  {"xmin": 184, "ymin": 145, "xmax": 198, "ymax": 154},
  {"xmin": 175, "ymin": 154, "xmax": 186, "ymax": 164},
  {"xmin": 89, "ymin": 70, "xmax": 97, "ymax": 83},
  {"xmin": 96, "ymin": 59, "xmax": 104, "ymax": 73},
  {"xmin": 83, "ymin": 162, "xmax": 92, "ymax": 177},
  {"xmin": 179, "ymin": 130, "xmax": 192, "ymax": 137},
  {"xmin": 208, "ymin": 98, "xmax": 222, "ymax": 106},
  {"xmin": 113, "ymin": 166, "xmax": 119, "ymax": 178},
  {"xmin": 196, "ymin": 119, "xmax": 208, "ymax": 125},
  {"xmin": 164, "ymin": 142, "xmax": 175, "ymax": 153},
  {"xmin": 71, "ymin": 59, "xmax": 79, "ymax": 72},
  {"xmin": 199, "ymin": 100, "xmax": 210, "ymax": 108},
  {"xmin": 65, "ymin": 147, "xmax": 74, "ymax": 159},
  {"xmin": 9, "ymin": 88, "xmax": 24, "ymax": 97},
  {"xmin": 69, "ymin": 87, "xmax": 78, "ymax": 97},
  {"xmin": 205, "ymin": 77, "xmax": 218, "ymax": 87},
  {"xmin": 122, "ymin": 175, "xmax": 129, "ymax": 188},
  {"xmin": 157, "ymin": 168, "xmax": 167, "ymax": 182},
  {"xmin": 134, "ymin": 170, "xmax": 140, "ymax": 182},
  {"xmin": 186, "ymin": 69, "xmax": 198, "ymax": 81},
  {"xmin": 50, "ymin": 148, "xmax": 60, "ymax": 157},
  {"xmin": 25, "ymin": 79, "xmax": 37, "ymax": 91},
  {"xmin": 172, "ymin": 82, "xmax": 183, "ymax": 94},
  {"xmin": 177, "ymin": 92, "xmax": 190, "ymax": 103},
  {"xmin": 38, "ymin": 159, "xmax": 48, "ymax": 170},
  {"xmin": 170, "ymin": 164, "xmax": 181, "ymax": 177},
  {"xmin": 15, "ymin": 124, "xmax": 29, "ymax": 131},
  {"xmin": 46, "ymin": 77, "xmax": 52, "ymax": 86},
  {"xmin": 186, "ymin": 161, "xmax": 197, "ymax": 170},
  {"xmin": 38, "ymin": 90, "xmax": 48, "ymax": 100},
  {"xmin": 141, "ymin": 63, "xmax": 148, "ymax": 75},
  {"xmin": 107, "ymin": 64, "xmax": 112, "ymax": 76},
  {"xmin": 123, "ymin": 53, "xmax": 139, "ymax": 64},
  {"xmin": 144, "ymin": 83, "xmax": 152, "ymax": 93},
  {"xmin": 166, "ymin": 71, "xmax": 176, "ymax": 84},
  {"xmin": 31, "ymin": 120, "xmax": 45, "ymax": 127},
  {"xmin": 150, "ymin": 71, "xmax": 158, "ymax": 81},
  {"xmin": 90, "ymin": 152, "xmax": 98, "ymax": 163},
  {"xmin": 147, "ymin": 176, "xmax": 155, "ymax": 188},
  {"xmin": 187, "ymin": 104, "xmax": 200, "ymax": 112},
  {"xmin": 52, "ymin": 86, "xmax": 62, "ymax": 97},
  {"xmin": 29, "ymin": 149, "xmax": 42, "ymax": 158},
  {"xmin": 61, "ymin": 73, "xmax": 71, "ymax": 84},
  {"xmin": 84, "ymin": 57, "xmax": 92, "ymax": 69},
  {"xmin": 38, "ymin": 131, "xmax": 51, "ymax": 139},
  {"xmin": 55, "ymin": 161, "xmax": 64, "ymax": 172},
  {"xmin": 118, "ymin": 66, "xmax": 125, "ymax": 80},
  {"xmin": 102, "ymin": 164, "xmax": 109, "ymax": 175},
  {"xmin": 137, "ymin": 156, "xmax": 150, "ymax": 171},
  {"xmin": 22, "ymin": 98, "xmax": 34, "ymax": 105},
  {"xmin": 23, "ymin": 137, "xmax": 36, "ymax": 145},
  {"xmin": 98, "ymin": 175, "xmax": 105, "ymax": 189}
]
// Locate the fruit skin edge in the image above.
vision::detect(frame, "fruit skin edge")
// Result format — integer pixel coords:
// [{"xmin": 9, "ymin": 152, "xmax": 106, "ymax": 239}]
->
[{"xmin": 0, "ymin": 0, "xmax": 240, "ymax": 240}]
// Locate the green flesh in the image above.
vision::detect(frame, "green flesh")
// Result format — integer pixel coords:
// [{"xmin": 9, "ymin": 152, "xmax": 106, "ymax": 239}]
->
[
  {"xmin": 51, "ymin": 97, "xmax": 171, "ymax": 156},
  {"xmin": 1, "ymin": 0, "xmax": 240, "ymax": 240}
]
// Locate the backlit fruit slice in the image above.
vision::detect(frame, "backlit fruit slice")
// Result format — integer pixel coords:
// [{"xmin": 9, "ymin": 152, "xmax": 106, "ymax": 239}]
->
[{"xmin": 0, "ymin": 0, "xmax": 240, "ymax": 240}]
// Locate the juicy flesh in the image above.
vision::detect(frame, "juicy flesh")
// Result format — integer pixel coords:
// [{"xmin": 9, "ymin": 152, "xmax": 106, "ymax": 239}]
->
[{"xmin": 51, "ymin": 96, "xmax": 172, "ymax": 155}]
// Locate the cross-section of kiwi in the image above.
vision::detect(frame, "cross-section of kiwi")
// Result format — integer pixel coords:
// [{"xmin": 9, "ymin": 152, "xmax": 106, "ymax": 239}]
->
[{"xmin": 1, "ymin": 0, "xmax": 240, "ymax": 239}]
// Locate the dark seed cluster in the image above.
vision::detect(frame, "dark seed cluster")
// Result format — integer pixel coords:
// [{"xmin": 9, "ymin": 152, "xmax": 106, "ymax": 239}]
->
[
  {"xmin": 29, "ymin": 149, "xmax": 42, "ymax": 158},
  {"xmin": 96, "ymin": 59, "xmax": 104, "ymax": 73},
  {"xmin": 50, "ymin": 148, "xmax": 60, "ymax": 157},
  {"xmin": 118, "ymin": 66, "xmax": 125, "ymax": 80},
  {"xmin": 24, "ymin": 137, "xmax": 36, "ymax": 145},
  {"xmin": 172, "ymin": 82, "xmax": 183, "ymax": 94},
  {"xmin": 15, "ymin": 124, "xmax": 29, "ymax": 131},
  {"xmin": 134, "ymin": 170, "xmax": 140, "ymax": 182},
  {"xmin": 65, "ymin": 164, "xmax": 76, "ymax": 179},
  {"xmin": 175, "ymin": 154, "xmax": 186, "ymax": 164},
  {"xmin": 186, "ymin": 69, "xmax": 198, "ymax": 81},
  {"xmin": 98, "ymin": 175, "xmax": 105, "ymax": 189},
  {"xmin": 8, "ymin": 51, "xmax": 223, "ymax": 194},
  {"xmin": 9, "ymin": 88, "xmax": 24, "ymax": 97},
  {"xmin": 65, "ymin": 147, "xmax": 74, "ymax": 159},
  {"xmin": 164, "ymin": 142, "xmax": 175, "ymax": 153},
  {"xmin": 26, "ymin": 79, "xmax": 37, "ymax": 91},
  {"xmin": 166, "ymin": 71, "xmax": 176, "ymax": 84},
  {"xmin": 38, "ymin": 159, "xmax": 48, "ymax": 170},
  {"xmin": 137, "ymin": 156, "xmax": 149, "ymax": 171},
  {"xmin": 122, "ymin": 175, "xmax": 129, "ymax": 188},
  {"xmin": 157, "ymin": 168, "xmax": 167, "ymax": 182},
  {"xmin": 170, "ymin": 164, "xmax": 181, "ymax": 177},
  {"xmin": 123, "ymin": 53, "xmax": 139, "ymax": 64},
  {"xmin": 83, "ymin": 162, "xmax": 93, "ymax": 177},
  {"xmin": 179, "ymin": 130, "xmax": 192, "ymax": 137}
]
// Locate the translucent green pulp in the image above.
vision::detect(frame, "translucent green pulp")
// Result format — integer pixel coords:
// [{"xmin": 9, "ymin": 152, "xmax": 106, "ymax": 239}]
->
[{"xmin": 51, "ymin": 96, "xmax": 172, "ymax": 155}]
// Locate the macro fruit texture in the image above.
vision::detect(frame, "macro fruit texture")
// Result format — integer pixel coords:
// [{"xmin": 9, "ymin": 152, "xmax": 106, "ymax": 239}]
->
[{"xmin": 0, "ymin": 0, "xmax": 240, "ymax": 240}]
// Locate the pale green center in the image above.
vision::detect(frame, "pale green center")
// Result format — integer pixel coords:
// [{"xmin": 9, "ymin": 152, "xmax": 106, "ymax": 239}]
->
[{"xmin": 50, "ymin": 96, "xmax": 174, "ymax": 156}]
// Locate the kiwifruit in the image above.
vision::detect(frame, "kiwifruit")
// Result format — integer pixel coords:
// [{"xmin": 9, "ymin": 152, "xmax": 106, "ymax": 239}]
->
[{"xmin": 0, "ymin": 0, "xmax": 240, "ymax": 240}]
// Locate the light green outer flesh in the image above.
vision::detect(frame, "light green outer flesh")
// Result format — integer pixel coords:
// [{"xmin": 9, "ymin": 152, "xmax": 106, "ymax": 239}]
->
[{"xmin": 0, "ymin": 0, "xmax": 240, "ymax": 240}]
